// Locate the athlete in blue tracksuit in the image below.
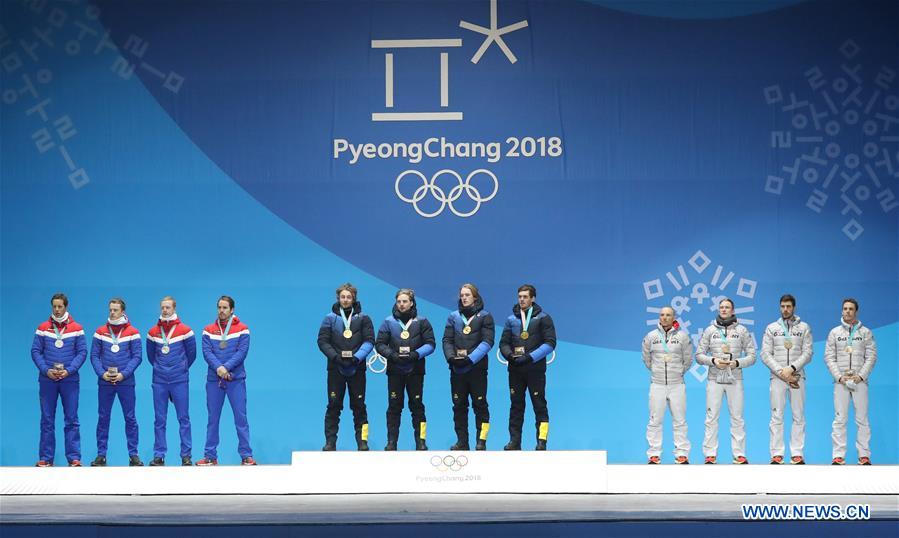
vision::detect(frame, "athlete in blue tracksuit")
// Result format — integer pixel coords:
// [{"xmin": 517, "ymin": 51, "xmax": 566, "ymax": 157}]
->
[
  {"xmin": 318, "ymin": 283, "xmax": 375, "ymax": 451},
  {"xmin": 89, "ymin": 298, "xmax": 143, "ymax": 466},
  {"xmin": 146, "ymin": 296, "xmax": 196, "ymax": 466},
  {"xmin": 499, "ymin": 284, "xmax": 557, "ymax": 451},
  {"xmin": 31, "ymin": 293, "xmax": 87, "ymax": 467},
  {"xmin": 375, "ymin": 288, "xmax": 435, "ymax": 451},
  {"xmin": 199, "ymin": 295, "xmax": 255, "ymax": 465},
  {"xmin": 442, "ymin": 284, "xmax": 495, "ymax": 451}
]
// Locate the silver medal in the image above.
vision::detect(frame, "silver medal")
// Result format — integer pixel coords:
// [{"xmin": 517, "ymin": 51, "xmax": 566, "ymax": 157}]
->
[
  {"xmin": 161, "ymin": 345, "xmax": 170, "ymax": 354},
  {"xmin": 111, "ymin": 344, "xmax": 120, "ymax": 353},
  {"xmin": 54, "ymin": 339, "xmax": 64, "ymax": 349}
]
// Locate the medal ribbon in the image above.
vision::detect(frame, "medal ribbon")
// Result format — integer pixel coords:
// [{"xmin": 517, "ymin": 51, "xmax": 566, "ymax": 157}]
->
[
  {"xmin": 218, "ymin": 315, "xmax": 235, "ymax": 342},
  {"xmin": 398, "ymin": 318, "xmax": 412, "ymax": 333},
  {"xmin": 461, "ymin": 313, "xmax": 472, "ymax": 331},
  {"xmin": 160, "ymin": 323, "xmax": 177, "ymax": 347},
  {"xmin": 846, "ymin": 322, "xmax": 859, "ymax": 351},
  {"xmin": 52, "ymin": 322, "xmax": 65, "ymax": 342},
  {"xmin": 715, "ymin": 326, "xmax": 728, "ymax": 350},
  {"xmin": 657, "ymin": 327, "xmax": 671, "ymax": 354},
  {"xmin": 780, "ymin": 318, "xmax": 793, "ymax": 346},
  {"xmin": 108, "ymin": 324, "xmax": 123, "ymax": 346},
  {"xmin": 340, "ymin": 308, "xmax": 354, "ymax": 332},
  {"xmin": 520, "ymin": 307, "xmax": 533, "ymax": 335}
]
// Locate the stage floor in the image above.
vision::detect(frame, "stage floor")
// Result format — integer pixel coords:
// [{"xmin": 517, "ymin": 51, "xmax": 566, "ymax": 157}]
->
[
  {"xmin": 2, "ymin": 493, "xmax": 897, "ymax": 525},
  {"xmin": 2, "ymin": 456, "xmax": 897, "ymax": 532},
  {"xmin": 3, "ymin": 453, "xmax": 897, "ymax": 495}
]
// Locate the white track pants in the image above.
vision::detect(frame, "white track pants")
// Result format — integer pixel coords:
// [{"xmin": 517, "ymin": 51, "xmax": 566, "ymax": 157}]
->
[
  {"xmin": 769, "ymin": 376, "xmax": 806, "ymax": 458},
  {"xmin": 832, "ymin": 381, "xmax": 871, "ymax": 459},
  {"xmin": 646, "ymin": 383, "xmax": 690, "ymax": 459},
  {"xmin": 703, "ymin": 379, "xmax": 745, "ymax": 458}
]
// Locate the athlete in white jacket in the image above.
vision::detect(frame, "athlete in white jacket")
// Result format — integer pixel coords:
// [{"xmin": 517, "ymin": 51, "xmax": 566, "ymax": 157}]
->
[
  {"xmin": 641, "ymin": 307, "xmax": 693, "ymax": 464},
  {"xmin": 824, "ymin": 298, "xmax": 877, "ymax": 465},
  {"xmin": 760, "ymin": 294, "xmax": 813, "ymax": 465},
  {"xmin": 696, "ymin": 298, "xmax": 756, "ymax": 464}
]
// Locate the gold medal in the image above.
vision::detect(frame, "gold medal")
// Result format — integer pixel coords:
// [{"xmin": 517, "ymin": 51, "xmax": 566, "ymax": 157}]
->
[
  {"xmin": 463, "ymin": 326, "xmax": 471, "ymax": 335},
  {"xmin": 520, "ymin": 331, "xmax": 529, "ymax": 340},
  {"xmin": 721, "ymin": 344, "xmax": 730, "ymax": 353},
  {"xmin": 343, "ymin": 329, "xmax": 353, "ymax": 339},
  {"xmin": 784, "ymin": 341, "xmax": 793, "ymax": 350},
  {"xmin": 400, "ymin": 330, "xmax": 410, "ymax": 339}
]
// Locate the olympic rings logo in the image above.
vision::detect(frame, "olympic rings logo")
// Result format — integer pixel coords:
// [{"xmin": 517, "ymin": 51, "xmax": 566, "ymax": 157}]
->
[
  {"xmin": 367, "ymin": 352, "xmax": 387, "ymax": 374},
  {"xmin": 496, "ymin": 348, "xmax": 556, "ymax": 366},
  {"xmin": 395, "ymin": 169, "xmax": 499, "ymax": 218},
  {"xmin": 430, "ymin": 454, "xmax": 469, "ymax": 472}
]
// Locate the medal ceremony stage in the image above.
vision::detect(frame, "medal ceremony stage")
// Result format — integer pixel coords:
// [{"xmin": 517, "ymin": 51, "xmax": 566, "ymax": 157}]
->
[{"xmin": 2, "ymin": 451, "xmax": 897, "ymax": 537}]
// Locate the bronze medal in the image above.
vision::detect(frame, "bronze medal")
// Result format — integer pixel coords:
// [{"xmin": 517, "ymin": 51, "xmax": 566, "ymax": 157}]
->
[{"xmin": 219, "ymin": 340, "xmax": 227, "ymax": 349}]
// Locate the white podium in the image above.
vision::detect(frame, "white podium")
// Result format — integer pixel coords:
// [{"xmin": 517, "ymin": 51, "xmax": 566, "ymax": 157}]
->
[
  {"xmin": 0, "ymin": 451, "xmax": 608, "ymax": 495},
  {"xmin": 289, "ymin": 450, "xmax": 608, "ymax": 493},
  {"xmin": 2, "ymin": 451, "xmax": 896, "ymax": 496}
]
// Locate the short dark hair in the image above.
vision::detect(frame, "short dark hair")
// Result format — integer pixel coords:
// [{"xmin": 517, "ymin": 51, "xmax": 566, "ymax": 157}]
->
[
  {"xmin": 779, "ymin": 294, "xmax": 796, "ymax": 306},
  {"xmin": 395, "ymin": 288, "xmax": 415, "ymax": 303},
  {"xmin": 51, "ymin": 293, "xmax": 68, "ymax": 307},
  {"xmin": 718, "ymin": 297, "xmax": 734, "ymax": 309},
  {"xmin": 336, "ymin": 283, "xmax": 358, "ymax": 301},
  {"xmin": 109, "ymin": 297, "xmax": 126, "ymax": 311},
  {"xmin": 518, "ymin": 284, "xmax": 537, "ymax": 298},
  {"xmin": 842, "ymin": 297, "xmax": 859, "ymax": 311},
  {"xmin": 218, "ymin": 295, "xmax": 235, "ymax": 309}
]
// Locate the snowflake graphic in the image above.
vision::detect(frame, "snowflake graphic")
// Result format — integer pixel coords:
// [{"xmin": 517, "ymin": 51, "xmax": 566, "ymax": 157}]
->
[{"xmin": 763, "ymin": 39, "xmax": 899, "ymax": 241}]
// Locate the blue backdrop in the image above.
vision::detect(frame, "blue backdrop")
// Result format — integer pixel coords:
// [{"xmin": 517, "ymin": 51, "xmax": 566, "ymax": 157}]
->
[{"xmin": 1, "ymin": 0, "xmax": 896, "ymax": 465}]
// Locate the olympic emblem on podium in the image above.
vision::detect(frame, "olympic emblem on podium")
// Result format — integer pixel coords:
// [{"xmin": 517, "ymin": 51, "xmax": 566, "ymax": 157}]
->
[
  {"xmin": 367, "ymin": 352, "xmax": 388, "ymax": 374},
  {"xmin": 395, "ymin": 169, "xmax": 499, "ymax": 218},
  {"xmin": 430, "ymin": 454, "xmax": 469, "ymax": 472}
]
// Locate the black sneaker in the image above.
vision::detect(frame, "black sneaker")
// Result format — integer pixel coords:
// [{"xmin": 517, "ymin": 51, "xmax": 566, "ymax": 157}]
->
[
  {"xmin": 535, "ymin": 440, "xmax": 547, "ymax": 451},
  {"xmin": 149, "ymin": 457, "xmax": 165, "ymax": 466},
  {"xmin": 450, "ymin": 442, "xmax": 470, "ymax": 451},
  {"xmin": 322, "ymin": 440, "xmax": 336, "ymax": 452},
  {"xmin": 129, "ymin": 455, "xmax": 144, "ymax": 467},
  {"xmin": 90, "ymin": 455, "xmax": 107, "ymax": 467},
  {"xmin": 181, "ymin": 456, "xmax": 192, "ymax": 466},
  {"xmin": 504, "ymin": 441, "xmax": 521, "ymax": 451},
  {"xmin": 415, "ymin": 439, "xmax": 428, "ymax": 451},
  {"xmin": 384, "ymin": 440, "xmax": 397, "ymax": 451},
  {"xmin": 475, "ymin": 440, "xmax": 487, "ymax": 451},
  {"xmin": 357, "ymin": 440, "xmax": 369, "ymax": 451}
]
